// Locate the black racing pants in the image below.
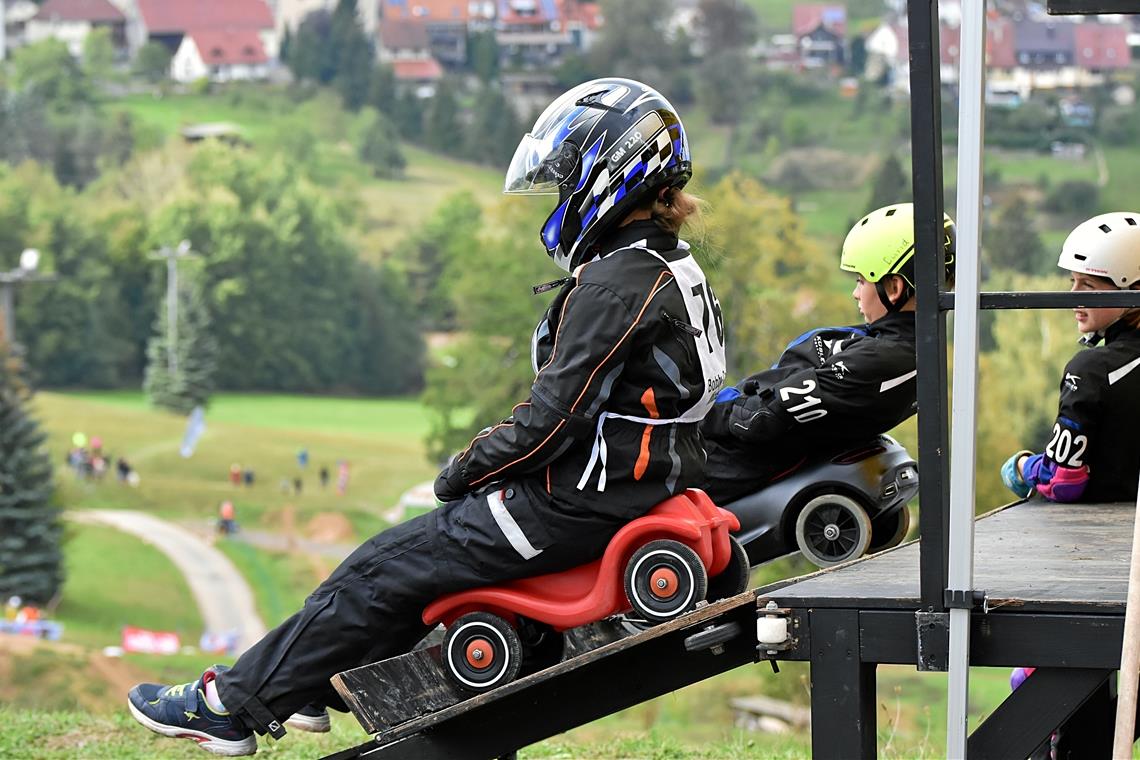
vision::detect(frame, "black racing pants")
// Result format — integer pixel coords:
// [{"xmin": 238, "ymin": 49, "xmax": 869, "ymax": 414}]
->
[{"xmin": 216, "ymin": 481, "xmax": 627, "ymax": 736}]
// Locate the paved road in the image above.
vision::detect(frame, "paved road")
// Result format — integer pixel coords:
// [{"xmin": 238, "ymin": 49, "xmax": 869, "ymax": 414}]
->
[{"xmin": 69, "ymin": 510, "xmax": 268, "ymax": 654}]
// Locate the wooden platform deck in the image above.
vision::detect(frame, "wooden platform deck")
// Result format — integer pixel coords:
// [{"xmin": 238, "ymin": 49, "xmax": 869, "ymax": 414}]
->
[{"xmin": 763, "ymin": 500, "xmax": 1133, "ymax": 614}]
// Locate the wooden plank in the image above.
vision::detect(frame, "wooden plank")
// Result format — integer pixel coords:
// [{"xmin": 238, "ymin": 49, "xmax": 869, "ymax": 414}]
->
[
  {"xmin": 769, "ymin": 502, "xmax": 1133, "ymax": 613},
  {"xmin": 332, "ymin": 618, "xmax": 630, "ymax": 735},
  {"xmin": 333, "ymin": 594, "xmax": 754, "ymax": 737}
]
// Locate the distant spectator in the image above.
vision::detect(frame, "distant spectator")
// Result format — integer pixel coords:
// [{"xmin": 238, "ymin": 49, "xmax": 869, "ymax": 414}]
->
[
  {"xmin": 279, "ymin": 478, "xmax": 292, "ymax": 494},
  {"xmin": 229, "ymin": 464, "xmax": 242, "ymax": 487},
  {"xmin": 217, "ymin": 501, "xmax": 237, "ymax": 536},
  {"xmin": 243, "ymin": 468, "xmax": 255, "ymax": 487},
  {"xmin": 297, "ymin": 448, "xmax": 309, "ymax": 469},
  {"xmin": 336, "ymin": 460, "xmax": 350, "ymax": 496},
  {"xmin": 116, "ymin": 457, "xmax": 132, "ymax": 483},
  {"xmin": 293, "ymin": 477, "xmax": 303, "ymax": 496},
  {"xmin": 4, "ymin": 596, "xmax": 20, "ymax": 621},
  {"xmin": 319, "ymin": 466, "xmax": 330, "ymax": 489}
]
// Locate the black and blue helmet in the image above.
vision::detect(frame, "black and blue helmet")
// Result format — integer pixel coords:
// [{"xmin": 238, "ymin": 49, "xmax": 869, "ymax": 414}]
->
[{"xmin": 504, "ymin": 78, "xmax": 692, "ymax": 272}]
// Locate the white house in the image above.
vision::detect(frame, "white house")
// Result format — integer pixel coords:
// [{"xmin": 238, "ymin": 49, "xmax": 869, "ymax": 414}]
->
[
  {"xmin": 24, "ymin": 0, "xmax": 126, "ymax": 57},
  {"xmin": 171, "ymin": 28, "xmax": 270, "ymax": 83}
]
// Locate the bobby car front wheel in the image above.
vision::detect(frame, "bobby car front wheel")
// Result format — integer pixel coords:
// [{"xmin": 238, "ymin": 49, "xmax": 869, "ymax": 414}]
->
[
  {"xmin": 442, "ymin": 611, "xmax": 522, "ymax": 693},
  {"xmin": 624, "ymin": 539, "xmax": 707, "ymax": 624},
  {"xmin": 794, "ymin": 493, "xmax": 872, "ymax": 568}
]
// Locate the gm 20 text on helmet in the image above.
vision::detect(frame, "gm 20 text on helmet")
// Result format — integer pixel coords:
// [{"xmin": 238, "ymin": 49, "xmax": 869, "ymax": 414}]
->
[
  {"xmin": 839, "ymin": 202, "xmax": 956, "ymax": 312},
  {"xmin": 504, "ymin": 78, "xmax": 692, "ymax": 272},
  {"xmin": 1058, "ymin": 212, "xmax": 1140, "ymax": 288}
]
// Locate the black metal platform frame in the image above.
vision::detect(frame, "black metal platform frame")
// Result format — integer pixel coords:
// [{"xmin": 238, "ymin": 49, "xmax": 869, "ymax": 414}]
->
[{"xmin": 781, "ymin": 0, "xmax": 1140, "ymax": 757}]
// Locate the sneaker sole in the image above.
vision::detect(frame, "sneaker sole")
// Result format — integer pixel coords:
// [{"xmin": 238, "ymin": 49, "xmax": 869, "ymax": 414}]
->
[
  {"xmin": 284, "ymin": 713, "xmax": 331, "ymax": 733},
  {"xmin": 127, "ymin": 698, "xmax": 258, "ymax": 756}
]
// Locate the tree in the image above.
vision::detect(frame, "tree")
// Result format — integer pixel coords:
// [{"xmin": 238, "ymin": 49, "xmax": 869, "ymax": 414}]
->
[
  {"xmin": 133, "ymin": 42, "xmax": 173, "ymax": 85},
  {"xmin": 0, "ymin": 346, "xmax": 63, "ymax": 607},
  {"xmin": 424, "ymin": 80, "xmax": 462, "ymax": 155},
  {"xmin": 355, "ymin": 108, "xmax": 406, "ymax": 178},
  {"xmin": 421, "ymin": 199, "xmax": 553, "ymax": 461},
  {"xmin": 866, "ymin": 153, "xmax": 907, "ymax": 213},
  {"xmin": 331, "ymin": 0, "xmax": 374, "ymax": 111},
  {"xmin": 589, "ymin": 0, "xmax": 676, "ymax": 83},
  {"xmin": 400, "ymin": 192, "xmax": 483, "ymax": 330},
  {"xmin": 367, "ymin": 64, "xmax": 398, "ymax": 114},
  {"xmin": 144, "ymin": 275, "xmax": 218, "ymax": 414},
  {"xmin": 464, "ymin": 84, "xmax": 522, "ymax": 166},
  {"xmin": 695, "ymin": 0, "xmax": 758, "ymax": 52},
  {"xmin": 696, "ymin": 172, "xmax": 850, "ymax": 377},
  {"xmin": 285, "ymin": 10, "xmax": 335, "ymax": 83},
  {"xmin": 11, "ymin": 40, "xmax": 91, "ymax": 106},
  {"xmin": 467, "ymin": 30, "xmax": 500, "ymax": 84},
  {"xmin": 986, "ymin": 194, "xmax": 1047, "ymax": 275}
]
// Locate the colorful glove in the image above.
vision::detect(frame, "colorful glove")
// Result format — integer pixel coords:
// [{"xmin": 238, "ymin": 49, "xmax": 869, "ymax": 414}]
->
[{"xmin": 1000, "ymin": 450, "xmax": 1034, "ymax": 499}]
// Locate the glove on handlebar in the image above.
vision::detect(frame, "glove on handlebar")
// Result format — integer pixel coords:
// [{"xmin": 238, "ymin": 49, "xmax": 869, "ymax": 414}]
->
[{"xmin": 1000, "ymin": 450, "xmax": 1035, "ymax": 499}]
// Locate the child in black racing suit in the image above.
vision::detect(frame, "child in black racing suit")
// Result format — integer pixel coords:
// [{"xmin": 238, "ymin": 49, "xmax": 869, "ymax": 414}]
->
[
  {"xmin": 700, "ymin": 203, "xmax": 956, "ymax": 510},
  {"xmin": 125, "ymin": 78, "xmax": 726, "ymax": 756}
]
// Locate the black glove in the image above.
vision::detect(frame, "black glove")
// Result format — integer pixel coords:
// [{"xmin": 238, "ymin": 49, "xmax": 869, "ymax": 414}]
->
[
  {"xmin": 725, "ymin": 390, "xmax": 782, "ymax": 443},
  {"xmin": 434, "ymin": 455, "xmax": 469, "ymax": 503}
]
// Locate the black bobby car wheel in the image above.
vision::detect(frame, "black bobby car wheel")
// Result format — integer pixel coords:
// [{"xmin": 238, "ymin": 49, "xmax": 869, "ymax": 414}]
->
[
  {"xmin": 794, "ymin": 493, "xmax": 872, "ymax": 567},
  {"xmin": 442, "ymin": 611, "xmax": 522, "ymax": 693},
  {"xmin": 706, "ymin": 534, "xmax": 750, "ymax": 602},
  {"xmin": 624, "ymin": 539, "xmax": 707, "ymax": 623}
]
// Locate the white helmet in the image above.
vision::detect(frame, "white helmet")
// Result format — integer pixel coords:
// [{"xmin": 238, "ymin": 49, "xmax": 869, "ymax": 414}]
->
[{"xmin": 1058, "ymin": 212, "xmax": 1140, "ymax": 287}]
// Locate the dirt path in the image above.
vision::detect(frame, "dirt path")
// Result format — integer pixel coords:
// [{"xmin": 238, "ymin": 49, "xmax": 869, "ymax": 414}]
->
[{"xmin": 68, "ymin": 510, "xmax": 267, "ymax": 654}]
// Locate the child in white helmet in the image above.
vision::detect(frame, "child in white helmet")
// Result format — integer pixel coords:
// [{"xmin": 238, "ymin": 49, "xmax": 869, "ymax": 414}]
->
[{"xmin": 1001, "ymin": 212, "xmax": 1140, "ymax": 503}]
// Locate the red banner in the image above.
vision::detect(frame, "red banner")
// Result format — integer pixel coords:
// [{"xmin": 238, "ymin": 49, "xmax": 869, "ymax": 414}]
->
[{"xmin": 121, "ymin": 626, "xmax": 181, "ymax": 655}]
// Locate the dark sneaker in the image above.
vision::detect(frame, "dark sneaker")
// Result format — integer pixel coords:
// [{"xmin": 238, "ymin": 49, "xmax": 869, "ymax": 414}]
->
[
  {"xmin": 127, "ymin": 666, "xmax": 257, "ymax": 756},
  {"xmin": 285, "ymin": 703, "xmax": 330, "ymax": 733}
]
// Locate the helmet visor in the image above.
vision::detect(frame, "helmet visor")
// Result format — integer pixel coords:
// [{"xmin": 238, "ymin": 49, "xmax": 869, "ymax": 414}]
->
[{"xmin": 504, "ymin": 135, "xmax": 579, "ymax": 195}]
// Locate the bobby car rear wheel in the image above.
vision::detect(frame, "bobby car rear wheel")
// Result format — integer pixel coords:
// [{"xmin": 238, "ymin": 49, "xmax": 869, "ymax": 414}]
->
[
  {"xmin": 442, "ymin": 611, "xmax": 522, "ymax": 693},
  {"xmin": 706, "ymin": 535, "xmax": 750, "ymax": 602},
  {"xmin": 794, "ymin": 493, "xmax": 872, "ymax": 568},
  {"xmin": 869, "ymin": 505, "xmax": 911, "ymax": 553},
  {"xmin": 624, "ymin": 539, "xmax": 707, "ymax": 624}
]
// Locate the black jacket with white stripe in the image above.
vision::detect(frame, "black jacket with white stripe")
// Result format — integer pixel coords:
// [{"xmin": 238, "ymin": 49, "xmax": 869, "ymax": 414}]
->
[
  {"xmin": 435, "ymin": 220, "xmax": 722, "ymax": 520},
  {"xmin": 700, "ymin": 312, "xmax": 918, "ymax": 504}
]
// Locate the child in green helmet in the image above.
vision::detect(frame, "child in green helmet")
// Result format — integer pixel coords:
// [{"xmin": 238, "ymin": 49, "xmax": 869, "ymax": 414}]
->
[{"xmin": 700, "ymin": 203, "xmax": 956, "ymax": 509}]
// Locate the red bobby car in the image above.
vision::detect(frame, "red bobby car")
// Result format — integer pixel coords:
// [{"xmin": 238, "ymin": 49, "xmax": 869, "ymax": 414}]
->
[{"xmin": 422, "ymin": 488, "xmax": 750, "ymax": 693}]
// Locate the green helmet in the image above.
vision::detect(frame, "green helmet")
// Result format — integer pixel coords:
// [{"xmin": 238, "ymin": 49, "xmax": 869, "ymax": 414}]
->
[{"xmin": 840, "ymin": 203, "xmax": 956, "ymax": 310}]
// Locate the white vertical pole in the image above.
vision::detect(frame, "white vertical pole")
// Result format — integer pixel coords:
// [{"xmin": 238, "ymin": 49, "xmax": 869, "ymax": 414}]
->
[
  {"xmin": 1112, "ymin": 476, "xmax": 1140, "ymax": 758},
  {"xmin": 946, "ymin": 0, "xmax": 987, "ymax": 756},
  {"xmin": 1, "ymin": 0, "xmax": 8, "ymax": 62}
]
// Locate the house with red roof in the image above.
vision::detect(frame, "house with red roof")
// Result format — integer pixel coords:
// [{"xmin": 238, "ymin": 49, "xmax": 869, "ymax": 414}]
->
[
  {"xmin": 377, "ymin": 18, "xmax": 443, "ymax": 95},
  {"xmin": 24, "ymin": 0, "xmax": 126, "ymax": 57},
  {"xmin": 792, "ymin": 3, "xmax": 846, "ymax": 67},
  {"xmin": 133, "ymin": 0, "xmax": 277, "ymax": 60},
  {"xmin": 380, "ymin": 0, "xmax": 473, "ymax": 67},
  {"xmin": 170, "ymin": 27, "xmax": 270, "ymax": 83}
]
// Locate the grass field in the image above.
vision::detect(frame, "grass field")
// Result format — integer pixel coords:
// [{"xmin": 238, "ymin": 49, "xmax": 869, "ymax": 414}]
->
[{"xmin": 35, "ymin": 391, "xmax": 437, "ymax": 540}]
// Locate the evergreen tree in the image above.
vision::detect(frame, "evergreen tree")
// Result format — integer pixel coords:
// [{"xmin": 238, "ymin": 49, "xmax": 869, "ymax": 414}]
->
[
  {"xmin": 367, "ymin": 64, "xmax": 398, "ymax": 114},
  {"xmin": 866, "ymin": 153, "xmax": 908, "ymax": 212},
  {"xmin": 424, "ymin": 80, "xmax": 462, "ymax": 155},
  {"xmin": 356, "ymin": 108, "xmax": 406, "ymax": 178},
  {"xmin": 464, "ymin": 85, "xmax": 522, "ymax": 166},
  {"xmin": 0, "ymin": 345, "xmax": 63, "ymax": 606},
  {"xmin": 986, "ymin": 194, "xmax": 1047, "ymax": 275},
  {"xmin": 144, "ymin": 276, "xmax": 218, "ymax": 415}
]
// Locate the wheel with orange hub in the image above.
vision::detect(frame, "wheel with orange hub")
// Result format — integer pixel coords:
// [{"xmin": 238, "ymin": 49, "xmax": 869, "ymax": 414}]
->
[
  {"xmin": 623, "ymin": 539, "xmax": 707, "ymax": 625},
  {"xmin": 442, "ymin": 612, "xmax": 522, "ymax": 693}
]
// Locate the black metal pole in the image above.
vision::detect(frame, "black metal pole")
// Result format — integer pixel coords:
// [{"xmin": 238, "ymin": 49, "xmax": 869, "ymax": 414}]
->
[{"xmin": 907, "ymin": 0, "xmax": 950, "ymax": 613}]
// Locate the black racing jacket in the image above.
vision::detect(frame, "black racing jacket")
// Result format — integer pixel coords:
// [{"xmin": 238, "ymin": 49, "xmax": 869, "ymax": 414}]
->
[
  {"xmin": 701, "ymin": 312, "xmax": 918, "ymax": 503},
  {"xmin": 1022, "ymin": 320, "xmax": 1140, "ymax": 503},
  {"xmin": 435, "ymin": 221, "xmax": 726, "ymax": 520}
]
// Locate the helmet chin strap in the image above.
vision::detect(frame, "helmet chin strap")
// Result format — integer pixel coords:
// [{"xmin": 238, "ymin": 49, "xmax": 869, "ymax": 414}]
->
[{"xmin": 875, "ymin": 279, "xmax": 913, "ymax": 313}]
